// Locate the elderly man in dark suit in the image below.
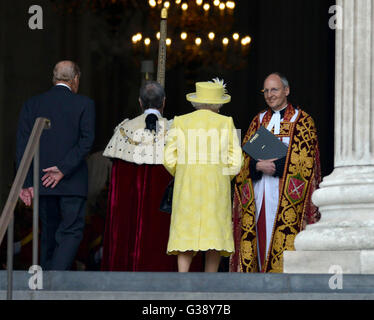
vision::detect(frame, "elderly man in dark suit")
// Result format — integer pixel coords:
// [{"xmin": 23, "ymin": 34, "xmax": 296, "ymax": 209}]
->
[{"xmin": 16, "ymin": 60, "xmax": 95, "ymax": 270}]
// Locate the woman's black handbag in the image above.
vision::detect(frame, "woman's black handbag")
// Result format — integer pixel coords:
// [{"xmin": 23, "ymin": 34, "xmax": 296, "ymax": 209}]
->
[{"xmin": 159, "ymin": 179, "xmax": 174, "ymax": 214}]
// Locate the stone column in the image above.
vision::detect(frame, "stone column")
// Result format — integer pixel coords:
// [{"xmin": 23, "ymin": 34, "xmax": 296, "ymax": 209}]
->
[{"xmin": 284, "ymin": 0, "xmax": 374, "ymax": 274}]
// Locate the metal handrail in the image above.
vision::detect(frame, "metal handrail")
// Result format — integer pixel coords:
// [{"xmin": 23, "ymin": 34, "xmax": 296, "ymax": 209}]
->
[{"xmin": 0, "ymin": 117, "xmax": 50, "ymax": 299}]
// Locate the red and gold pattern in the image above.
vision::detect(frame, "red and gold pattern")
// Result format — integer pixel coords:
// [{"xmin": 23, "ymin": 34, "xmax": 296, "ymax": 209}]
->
[{"xmin": 230, "ymin": 105, "xmax": 321, "ymax": 273}]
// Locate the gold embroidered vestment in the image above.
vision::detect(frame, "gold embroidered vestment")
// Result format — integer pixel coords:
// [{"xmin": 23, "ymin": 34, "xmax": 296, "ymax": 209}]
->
[{"xmin": 230, "ymin": 105, "xmax": 321, "ymax": 273}]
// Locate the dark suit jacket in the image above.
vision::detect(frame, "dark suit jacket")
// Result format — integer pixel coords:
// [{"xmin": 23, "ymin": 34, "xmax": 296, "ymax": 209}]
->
[{"xmin": 16, "ymin": 85, "xmax": 95, "ymax": 197}]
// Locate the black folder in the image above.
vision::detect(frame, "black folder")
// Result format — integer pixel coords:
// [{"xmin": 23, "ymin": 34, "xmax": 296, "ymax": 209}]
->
[{"xmin": 242, "ymin": 126, "xmax": 288, "ymax": 160}]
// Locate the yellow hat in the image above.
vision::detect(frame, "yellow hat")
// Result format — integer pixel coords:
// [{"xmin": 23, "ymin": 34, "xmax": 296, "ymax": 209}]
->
[{"xmin": 186, "ymin": 79, "xmax": 231, "ymax": 104}]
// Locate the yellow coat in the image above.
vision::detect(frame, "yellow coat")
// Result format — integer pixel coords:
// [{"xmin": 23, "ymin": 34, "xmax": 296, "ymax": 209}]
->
[{"xmin": 164, "ymin": 109, "xmax": 242, "ymax": 256}]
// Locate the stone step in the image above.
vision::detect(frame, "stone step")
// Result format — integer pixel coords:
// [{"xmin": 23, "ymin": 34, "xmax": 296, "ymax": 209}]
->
[{"xmin": 1, "ymin": 271, "xmax": 374, "ymax": 300}]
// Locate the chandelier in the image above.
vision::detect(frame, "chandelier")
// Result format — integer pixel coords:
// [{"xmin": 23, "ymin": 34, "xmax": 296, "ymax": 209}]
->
[{"xmin": 131, "ymin": 0, "xmax": 252, "ymax": 70}]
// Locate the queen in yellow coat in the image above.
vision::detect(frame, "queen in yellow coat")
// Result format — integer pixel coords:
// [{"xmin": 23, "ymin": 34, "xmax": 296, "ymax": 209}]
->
[{"xmin": 164, "ymin": 79, "xmax": 243, "ymax": 272}]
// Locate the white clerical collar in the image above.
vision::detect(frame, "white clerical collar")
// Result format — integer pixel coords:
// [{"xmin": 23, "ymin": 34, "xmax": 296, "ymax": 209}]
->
[
  {"xmin": 271, "ymin": 104, "xmax": 287, "ymax": 115},
  {"xmin": 267, "ymin": 113, "xmax": 280, "ymax": 134},
  {"xmin": 56, "ymin": 83, "xmax": 72, "ymax": 91},
  {"xmin": 267, "ymin": 105, "xmax": 285, "ymax": 135},
  {"xmin": 144, "ymin": 108, "xmax": 162, "ymax": 118}
]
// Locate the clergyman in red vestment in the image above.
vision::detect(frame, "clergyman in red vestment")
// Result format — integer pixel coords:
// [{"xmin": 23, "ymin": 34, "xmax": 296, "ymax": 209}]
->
[
  {"xmin": 101, "ymin": 81, "xmax": 177, "ymax": 271},
  {"xmin": 230, "ymin": 73, "xmax": 321, "ymax": 273}
]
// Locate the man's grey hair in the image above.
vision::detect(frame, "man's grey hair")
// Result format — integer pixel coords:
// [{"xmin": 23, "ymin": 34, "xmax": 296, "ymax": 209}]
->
[
  {"xmin": 191, "ymin": 102, "xmax": 222, "ymax": 112},
  {"xmin": 139, "ymin": 81, "xmax": 165, "ymax": 109},
  {"xmin": 52, "ymin": 61, "xmax": 81, "ymax": 84},
  {"xmin": 269, "ymin": 72, "xmax": 289, "ymax": 88}
]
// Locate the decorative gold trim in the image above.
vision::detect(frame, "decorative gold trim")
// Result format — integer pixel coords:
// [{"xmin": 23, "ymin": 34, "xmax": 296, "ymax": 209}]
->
[
  {"xmin": 161, "ymin": 8, "xmax": 168, "ymax": 19},
  {"xmin": 119, "ymin": 128, "xmax": 141, "ymax": 145},
  {"xmin": 119, "ymin": 127, "xmax": 166, "ymax": 146}
]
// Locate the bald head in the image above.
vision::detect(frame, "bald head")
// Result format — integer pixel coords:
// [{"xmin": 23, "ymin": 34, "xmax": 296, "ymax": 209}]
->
[
  {"xmin": 263, "ymin": 73, "xmax": 290, "ymax": 111},
  {"xmin": 53, "ymin": 61, "xmax": 81, "ymax": 93},
  {"xmin": 264, "ymin": 73, "xmax": 289, "ymax": 88}
]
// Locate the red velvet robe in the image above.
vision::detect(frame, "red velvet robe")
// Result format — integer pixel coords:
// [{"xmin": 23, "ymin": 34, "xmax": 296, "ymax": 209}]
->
[{"xmin": 101, "ymin": 159, "xmax": 178, "ymax": 271}]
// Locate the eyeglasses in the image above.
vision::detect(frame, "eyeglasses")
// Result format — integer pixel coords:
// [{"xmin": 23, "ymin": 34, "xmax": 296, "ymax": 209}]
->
[{"xmin": 261, "ymin": 88, "xmax": 281, "ymax": 95}]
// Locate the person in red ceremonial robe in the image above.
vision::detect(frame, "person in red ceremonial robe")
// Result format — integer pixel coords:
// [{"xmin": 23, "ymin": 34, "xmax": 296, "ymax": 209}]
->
[
  {"xmin": 100, "ymin": 81, "xmax": 177, "ymax": 271},
  {"xmin": 230, "ymin": 73, "xmax": 321, "ymax": 273}
]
